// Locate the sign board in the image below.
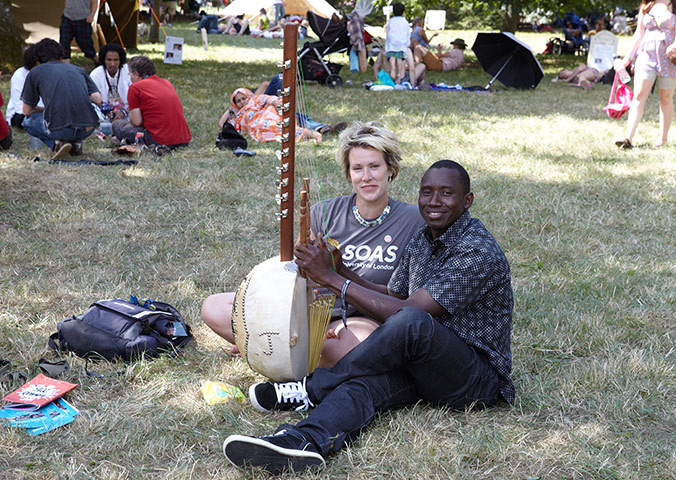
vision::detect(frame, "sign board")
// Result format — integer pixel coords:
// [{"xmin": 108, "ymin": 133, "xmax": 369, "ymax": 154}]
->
[
  {"xmin": 164, "ymin": 35, "xmax": 184, "ymax": 65},
  {"xmin": 587, "ymin": 30, "xmax": 617, "ymax": 73},
  {"xmin": 425, "ymin": 10, "xmax": 446, "ymax": 30}
]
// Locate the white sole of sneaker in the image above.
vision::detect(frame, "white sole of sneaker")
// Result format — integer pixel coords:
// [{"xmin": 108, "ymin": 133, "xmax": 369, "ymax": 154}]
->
[
  {"xmin": 248, "ymin": 384, "xmax": 270, "ymax": 413},
  {"xmin": 223, "ymin": 435, "xmax": 324, "ymax": 474}
]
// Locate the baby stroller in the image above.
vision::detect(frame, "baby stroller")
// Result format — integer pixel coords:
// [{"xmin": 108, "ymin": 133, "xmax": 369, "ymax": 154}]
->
[{"xmin": 298, "ymin": 11, "xmax": 350, "ymax": 88}]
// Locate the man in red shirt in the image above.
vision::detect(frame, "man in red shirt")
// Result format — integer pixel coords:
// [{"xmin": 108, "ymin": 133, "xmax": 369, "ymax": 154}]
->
[
  {"xmin": 0, "ymin": 92, "xmax": 12, "ymax": 150},
  {"xmin": 111, "ymin": 56, "xmax": 191, "ymax": 149}
]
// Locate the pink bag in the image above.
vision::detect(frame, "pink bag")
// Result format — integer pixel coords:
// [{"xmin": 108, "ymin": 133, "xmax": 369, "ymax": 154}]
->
[{"xmin": 604, "ymin": 73, "xmax": 633, "ymax": 119}]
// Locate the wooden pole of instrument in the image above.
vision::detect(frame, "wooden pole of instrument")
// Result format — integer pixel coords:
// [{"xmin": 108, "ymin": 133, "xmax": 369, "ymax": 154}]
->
[{"xmin": 279, "ymin": 22, "xmax": 299, "ymax": 262}]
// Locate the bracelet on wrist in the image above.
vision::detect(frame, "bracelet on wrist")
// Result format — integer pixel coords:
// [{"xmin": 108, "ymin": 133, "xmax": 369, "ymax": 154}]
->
[{"xmin": 340, "ymin": 280, "xmax": 351, "ymax": 330}]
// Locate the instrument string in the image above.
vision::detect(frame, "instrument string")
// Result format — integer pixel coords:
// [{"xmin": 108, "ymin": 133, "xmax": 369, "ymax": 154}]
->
[{"xmin": 295, "ymin": 60, "xmax": 336, "ymax": 269}]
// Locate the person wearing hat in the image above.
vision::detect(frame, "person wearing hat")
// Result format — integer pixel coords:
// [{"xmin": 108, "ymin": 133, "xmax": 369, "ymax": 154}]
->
[{"xmin": 413, "ymin": 38, "xmax": 467, "ymax": 73}]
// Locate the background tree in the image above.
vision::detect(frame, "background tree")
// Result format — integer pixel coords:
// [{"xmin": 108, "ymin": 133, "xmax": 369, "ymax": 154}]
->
[
  {"xmin": 360, "ymin": 0, "xmax": 641, "ymax": 33},
  {"xmin": 0, "ymin": 0, "xmax": 24, "ymax": 71}
]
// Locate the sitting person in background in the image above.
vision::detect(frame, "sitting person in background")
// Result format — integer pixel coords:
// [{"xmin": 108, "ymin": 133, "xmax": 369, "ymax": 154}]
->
[
  {"xmin": 111, "ymin": 56, "xmax": 191, "ymax": 149},
  {"xmin": 414, "ymin": 38, "xmax": 467, "ymax": 73},
  {"xmin": 588, "ymin": 17, "xmax": 606, "ymax": 35},
  {"xmin": 201, "ymin": 122, "xmax": 424, "ymax": 366},
  {"xmin": 89, "ymin": 43, "xmax": 132, "ymax": 118},
  {"xmin": 22, "ymin": 38, "xmax": 101, "ymax": 159},
  {"xmin": 564, "ymin": 21, "xmax": 589, "ymax": 49},
  {"xmin": 228, "ymin": 88, "xmax": 345, "ymax": 143},
  {"xmin": 552, "ymin": 63, "xmax": 603, "ymax": 89},
  {"xmin": 0, "ymin": 92, "xmax": 11, "ymax": 150},
  {"xmin": 410, "ymin": 17, "xmax": 437, "ymax": 48},
  {"xmin": 257, "ymin": 8, "xmax": 270, "ymax": 30},
  {"xmin": 224, "ymin": 15, "xmax": 250, "ymax": 35},
  {"xmin": 6, "ymin": 45, "xmax": 42, "ymax": 129}
]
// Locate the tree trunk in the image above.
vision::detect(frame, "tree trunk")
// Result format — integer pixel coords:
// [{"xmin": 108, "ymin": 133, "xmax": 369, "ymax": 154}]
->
[
  {"xmin": 149, "ymin": 2, "xmax": 160, "ymax": 43},
  {"xmin": 500, "ymin": 0, "xmax": 522, "ymax": 33}
]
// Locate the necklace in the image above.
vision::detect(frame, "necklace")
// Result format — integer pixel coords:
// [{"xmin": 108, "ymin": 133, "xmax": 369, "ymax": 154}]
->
[{"xmin": 352, "ymin": 204, "xmax": 391, "ymax": 227}]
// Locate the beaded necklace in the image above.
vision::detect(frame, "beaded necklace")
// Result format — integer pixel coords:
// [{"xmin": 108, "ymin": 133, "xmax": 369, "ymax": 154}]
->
[{"xmin": 352, "ymin": 204, "xmax": 391, "ymax": 227}]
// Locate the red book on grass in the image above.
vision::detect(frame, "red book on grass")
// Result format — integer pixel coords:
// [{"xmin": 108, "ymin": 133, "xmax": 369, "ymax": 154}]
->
[{"xmin": 2, "ymin": 374, "xmax": 77, "ymax": 411}]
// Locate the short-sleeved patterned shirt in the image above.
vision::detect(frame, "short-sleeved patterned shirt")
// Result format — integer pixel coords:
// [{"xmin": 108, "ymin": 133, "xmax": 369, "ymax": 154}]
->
[{"xmin": 388, "ymin": 210, "xmax": 515, "ymax": 403}]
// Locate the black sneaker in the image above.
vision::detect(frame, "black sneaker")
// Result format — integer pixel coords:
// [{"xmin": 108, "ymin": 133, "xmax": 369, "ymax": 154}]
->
[
  {"xmin": 249, "ymin": 378, "xmax": 313, "ymax": 413},
  {"xmin": 223, "ymin": 425, "xmax": 324, "ymax": 474}
]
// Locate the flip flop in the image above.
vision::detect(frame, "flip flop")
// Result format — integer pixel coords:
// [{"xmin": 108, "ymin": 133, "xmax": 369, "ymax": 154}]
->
[{"xmin": 615, "ymin": 139, "xmax": 633, "ymax": 150}]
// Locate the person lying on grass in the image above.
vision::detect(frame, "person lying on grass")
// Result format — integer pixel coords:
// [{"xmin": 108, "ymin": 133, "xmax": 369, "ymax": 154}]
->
[
  {"xmin": 228, "ymin": 88, "xmax": 345, "ymax": 143},
  {"xmin": 223, "ymin": 160, "xmax": 515, "ymax": 474},
  {"xmin": 551, "ymin": 63, "xmax": 605, "ymax": 89}
]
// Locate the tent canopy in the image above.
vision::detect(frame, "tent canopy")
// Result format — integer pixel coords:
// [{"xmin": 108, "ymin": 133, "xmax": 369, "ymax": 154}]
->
[
  {"xmin": 222, "ymin": 0, "xmax": 337, "ymax": 20},
  {"xmin": 10, "ymin": 0, "xmax": 138, "ymax": 49}
]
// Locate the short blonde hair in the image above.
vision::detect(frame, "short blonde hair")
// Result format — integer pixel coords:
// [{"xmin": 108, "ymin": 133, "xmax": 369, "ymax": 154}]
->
[{"xmin": 336, "ymin": 121, "xmax": 402, "ymax": 182}]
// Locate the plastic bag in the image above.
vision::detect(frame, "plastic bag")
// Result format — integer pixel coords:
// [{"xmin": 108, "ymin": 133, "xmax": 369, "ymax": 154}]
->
[{"xmin": 201, "ymin": 381, "xmax": 245, "ymax": 405}]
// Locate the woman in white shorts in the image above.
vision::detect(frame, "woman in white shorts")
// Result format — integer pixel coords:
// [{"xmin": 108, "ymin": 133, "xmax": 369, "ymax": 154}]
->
[{"xmin": 616, "ymin": 0, "xmax": 676, "ymax": 149}]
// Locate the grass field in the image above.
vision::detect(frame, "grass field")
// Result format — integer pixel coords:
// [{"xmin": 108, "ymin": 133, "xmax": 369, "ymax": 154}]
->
[{"xmin": 1, "ymin": 24, "xmax": 675, "ymax": 479}]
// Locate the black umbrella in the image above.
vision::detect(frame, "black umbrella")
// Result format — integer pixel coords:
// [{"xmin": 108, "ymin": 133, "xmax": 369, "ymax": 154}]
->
[{"xmin": 472, "ymin": 32, "xmax": 544, "ymax": 90}]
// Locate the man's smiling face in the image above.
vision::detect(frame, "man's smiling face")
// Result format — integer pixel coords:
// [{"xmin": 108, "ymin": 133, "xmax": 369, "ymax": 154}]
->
[{"xmin": 418, "ymin": 167, "xmax": 474, "ymax": 240}]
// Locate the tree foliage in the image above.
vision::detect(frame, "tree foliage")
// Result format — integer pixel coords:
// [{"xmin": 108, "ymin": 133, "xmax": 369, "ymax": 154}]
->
[{"xmin": 363, "ymin": 0, "xmax": 643, "ymax": 32}]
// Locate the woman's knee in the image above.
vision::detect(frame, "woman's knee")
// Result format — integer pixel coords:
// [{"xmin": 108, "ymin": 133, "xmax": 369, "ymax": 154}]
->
[{"xmin": 201, "ymin": 292, "xmax": 232, "ymax": 327}]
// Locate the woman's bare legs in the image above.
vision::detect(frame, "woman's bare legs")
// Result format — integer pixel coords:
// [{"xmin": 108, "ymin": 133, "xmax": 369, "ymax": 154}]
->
[
  {"xmin": 623, "ymin": 77, "xmax": 656, "ymax": 143},
  {"xmin": 657, "ymin": 86, "xmax": 675, "ymax": 147},
  {"xmin": 318, "ymin": 316, "xmax": 381, "ymax": 368},
  {"xmin": 201, "ymin": 292, "xmax": 237, "ymax": 351}
]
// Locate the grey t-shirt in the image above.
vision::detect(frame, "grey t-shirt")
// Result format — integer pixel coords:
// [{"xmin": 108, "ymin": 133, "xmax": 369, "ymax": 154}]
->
[
  {"xmin": 63, "ymin": 0, "xmax": 92, "ymax": 21},
  {"xmin": 310, "ymin": 194, "xmax": 424, "ymax": 314},
  {"xmin": 22, "ymin": 61, "xmax": 99, "ymax": 131}
]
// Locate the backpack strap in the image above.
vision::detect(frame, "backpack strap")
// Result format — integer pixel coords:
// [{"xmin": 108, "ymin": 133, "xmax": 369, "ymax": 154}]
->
[
  {"xmin": 83, "ymin": 358, "xmax": 126, "ymax": 378},
  {"xmin": 37, "ymin": 358, "xmax": 70, "ymax": 377},
  {"xmin": 48, "ymin": 331, "xmax": 61, "ymax": 351}
]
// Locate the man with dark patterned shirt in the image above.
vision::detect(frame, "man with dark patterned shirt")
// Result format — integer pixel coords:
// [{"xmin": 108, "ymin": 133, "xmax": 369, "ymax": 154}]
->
[{"xmin": 223, "ymin": 160, "xmax": 514, "ymax": 474}]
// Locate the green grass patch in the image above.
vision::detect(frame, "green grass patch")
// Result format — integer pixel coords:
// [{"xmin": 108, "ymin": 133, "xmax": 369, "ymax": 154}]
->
[{"xmin": 1, "ymin": 27, "xmax": 674, "ymax": 479}]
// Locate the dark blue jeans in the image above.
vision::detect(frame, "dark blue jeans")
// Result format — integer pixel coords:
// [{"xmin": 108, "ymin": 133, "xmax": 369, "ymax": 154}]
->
[
  {"xmin": 22, "ymin": 113, "xmax": 95, "ymax": 149},
  {"xmin": 296, "ymin": 307, "xmax": 501, "ymax": 456},
  {"xmin": 196, "ymin": 15, "xmax": 220, "ymax": 34}
]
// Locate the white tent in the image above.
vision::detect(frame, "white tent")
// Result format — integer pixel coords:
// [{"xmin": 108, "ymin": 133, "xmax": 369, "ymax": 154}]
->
[{"xmin": 222, "ymin": 0, "xmax": 337, "ymax": 19}]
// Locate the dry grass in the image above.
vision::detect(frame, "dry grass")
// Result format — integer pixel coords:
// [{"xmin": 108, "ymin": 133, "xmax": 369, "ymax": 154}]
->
[{"xmin": 1, "ymin": 26, "xmax": 675, "ymax": 479}]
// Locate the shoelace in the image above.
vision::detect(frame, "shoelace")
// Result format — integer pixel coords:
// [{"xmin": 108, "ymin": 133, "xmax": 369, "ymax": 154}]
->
[{"xmin": 274, "ymin": 379, "xmax": 313, "ymax": 411}]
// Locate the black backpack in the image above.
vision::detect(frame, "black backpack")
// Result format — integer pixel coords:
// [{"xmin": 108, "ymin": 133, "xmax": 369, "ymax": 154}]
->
[
  {"xmin": 49, "ymin": 299, "xmax": 193, "ymax": 362},
  {"xmin": 216, "ymin": 122, "xmax": 247, "ymax": 151}
]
